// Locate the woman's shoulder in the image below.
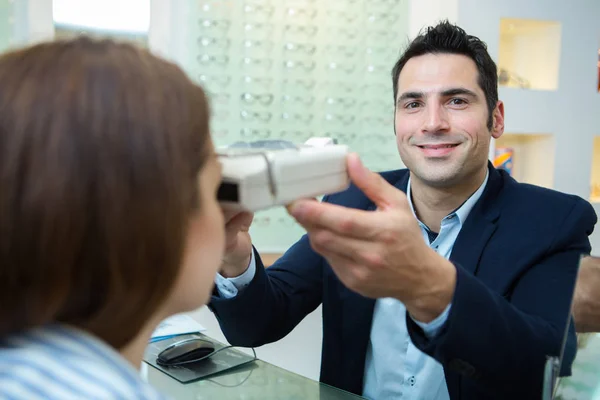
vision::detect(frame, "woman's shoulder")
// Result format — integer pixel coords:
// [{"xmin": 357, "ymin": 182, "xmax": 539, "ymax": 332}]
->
[{"xmin": 0, "ymin": 325, "xmax": 168, "ymax": 400}]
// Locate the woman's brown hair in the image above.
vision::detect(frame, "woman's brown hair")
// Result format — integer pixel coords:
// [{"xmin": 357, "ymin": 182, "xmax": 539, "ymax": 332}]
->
[{"xmin": 0, "ymin": 37, "xmax": 211, "ymax": 348}]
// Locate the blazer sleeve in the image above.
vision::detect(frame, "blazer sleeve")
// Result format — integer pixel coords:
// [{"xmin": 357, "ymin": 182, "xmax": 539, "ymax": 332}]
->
[
  {"xmin": 207, "ymin": 231, "xmax": 325, "ymax": 347},
  {"xmin": 406, "ymin": 199, "xmax": 597, "ymax": 399}
]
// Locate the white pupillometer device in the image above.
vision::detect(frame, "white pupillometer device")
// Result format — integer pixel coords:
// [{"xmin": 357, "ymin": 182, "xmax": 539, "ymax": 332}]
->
[{"xmin": 217, "ymin": 138, "xmax": 350, "ymax": 211}]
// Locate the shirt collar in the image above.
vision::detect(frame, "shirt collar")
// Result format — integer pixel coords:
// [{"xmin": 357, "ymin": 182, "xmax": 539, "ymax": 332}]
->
[
  {"xmin": 34, "ymin": 324, "xmax": 144, "ymax": 386},
  {"xmin": 406, "ymin": 169, "xmax": 489, "ymax": 227}
]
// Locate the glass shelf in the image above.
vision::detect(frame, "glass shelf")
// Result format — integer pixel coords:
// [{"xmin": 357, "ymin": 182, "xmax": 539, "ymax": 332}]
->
[
  {"xmin": 492, "ymin": 133, "xmax": 555, "ymax": 189},
  {"xmin": 498, "ymin": 18, "xmax": 561, "ymax": 91}
]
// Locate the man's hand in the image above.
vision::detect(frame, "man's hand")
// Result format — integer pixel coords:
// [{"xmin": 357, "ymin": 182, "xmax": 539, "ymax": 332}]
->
[
  {"xmin": 220, "ymin": 206, "xmax": 254, "ymax": 278},
  {"xmin": 287, "ymin": 153, "xmax": 456, "ymax": 323},
  {"xmin": 573, "ymin": 255, "xmax": 600, "ymax": 333}
]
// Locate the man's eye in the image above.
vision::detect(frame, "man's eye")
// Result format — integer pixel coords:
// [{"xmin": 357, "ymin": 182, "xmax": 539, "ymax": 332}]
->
[
  {"xmin": 449, "ymin": 98, "xmax": 467, "ymax": 105},
  {"xmin": 405, "ymin": 101, "xmax": 420, "ymax": 109}
]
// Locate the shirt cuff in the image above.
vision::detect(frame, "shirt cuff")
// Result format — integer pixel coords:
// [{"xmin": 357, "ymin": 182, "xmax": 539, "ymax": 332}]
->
[
  {"xmin": 214, "ymin": 252, "xmax": 257, "ymax": 299},
  {"xmin": 411, "ymin": 303, "xmax": 452, "ymax": 339}
]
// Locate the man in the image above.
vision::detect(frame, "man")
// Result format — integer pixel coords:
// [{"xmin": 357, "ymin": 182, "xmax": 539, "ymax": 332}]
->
[{"xmin": 209, "ymin": 21, "xmax": 597, "ymax": 399}]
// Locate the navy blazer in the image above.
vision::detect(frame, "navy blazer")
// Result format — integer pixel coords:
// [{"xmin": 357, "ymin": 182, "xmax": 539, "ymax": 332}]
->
[{"xmin": 209, "ymin": 164, "xmax": 597, "ymax": 400}]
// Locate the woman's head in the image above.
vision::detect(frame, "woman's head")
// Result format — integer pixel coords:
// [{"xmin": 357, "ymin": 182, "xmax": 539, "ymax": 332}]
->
[{"xmin": 0, "ymin": 37, "xmax": 224, "ymax": 348}]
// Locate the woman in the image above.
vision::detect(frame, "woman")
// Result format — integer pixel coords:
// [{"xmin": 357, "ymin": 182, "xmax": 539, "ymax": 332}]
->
[{"xmin": 0, "ymin": 37, "xmax": 224, "ymax": 399}]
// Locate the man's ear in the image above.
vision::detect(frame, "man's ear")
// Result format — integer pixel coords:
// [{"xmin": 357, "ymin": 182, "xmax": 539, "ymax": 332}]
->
[{"xmin": 491, "ymin": 101, "xmax": 505, "ymax": 139}]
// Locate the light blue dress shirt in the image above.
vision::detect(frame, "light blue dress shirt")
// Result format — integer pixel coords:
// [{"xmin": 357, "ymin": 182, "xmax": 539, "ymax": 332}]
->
[
  {"xmin": 215, "ymin": 171, "xmax": 489, "ymax": 400},
  {"xmin": 0, "ymin": 324, "xmax": 169, "ymax": 400},
  {"xmin": 362, "ymin": 171, "xmax": 488, "ymax": 400}
]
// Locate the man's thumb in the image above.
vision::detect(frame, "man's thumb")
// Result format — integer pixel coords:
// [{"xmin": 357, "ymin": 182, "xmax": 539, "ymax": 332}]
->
[{"xmin": 346, "ymin": 153, "xmax": 406, "ymax": 210}]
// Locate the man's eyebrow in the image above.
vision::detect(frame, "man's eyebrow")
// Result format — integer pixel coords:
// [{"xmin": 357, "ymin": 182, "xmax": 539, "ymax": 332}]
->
[
  {"xmin": 396, "ymin": 88, "xmax": 479, "ymax": 105},
  {"xmin": 440, "ymin": 87, "xmax": 478, "ymax": 98},
  {"xmin": 396, "ymin": 91, "xmax": 424, "ymax": 104}
]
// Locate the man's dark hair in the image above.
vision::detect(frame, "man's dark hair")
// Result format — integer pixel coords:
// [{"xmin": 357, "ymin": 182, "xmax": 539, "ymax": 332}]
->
[{"xmin": 391, "ymin": 20, "xmax": 498, "ymax": 130}]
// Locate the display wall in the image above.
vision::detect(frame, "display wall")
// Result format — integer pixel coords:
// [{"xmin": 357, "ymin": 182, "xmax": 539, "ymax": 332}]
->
[{"xmin": 177, "ymin": 0, "xmax": 410, "ymax": 252}]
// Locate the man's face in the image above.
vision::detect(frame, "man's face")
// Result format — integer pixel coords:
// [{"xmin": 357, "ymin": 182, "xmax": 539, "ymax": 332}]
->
[{"xmin": 394, "ymin": 53, "xmax": 504, "ymax": 188}]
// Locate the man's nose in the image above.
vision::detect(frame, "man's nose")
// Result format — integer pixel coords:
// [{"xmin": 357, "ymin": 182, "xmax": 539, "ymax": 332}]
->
[{"xmin": 422, "ymin": 104, "xmax": 450, "ymax": 134}]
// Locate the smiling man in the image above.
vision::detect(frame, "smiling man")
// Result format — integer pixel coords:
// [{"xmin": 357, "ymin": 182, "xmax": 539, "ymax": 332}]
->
[{"xmin": 209, "ymin": 21, "xmax": 597, "ymax": 400}]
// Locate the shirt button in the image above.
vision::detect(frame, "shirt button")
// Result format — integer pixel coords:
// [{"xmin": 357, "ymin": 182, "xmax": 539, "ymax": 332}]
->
[{"xmin": 408, "ymin": 376, "xmax": 416, "ymax": 386}]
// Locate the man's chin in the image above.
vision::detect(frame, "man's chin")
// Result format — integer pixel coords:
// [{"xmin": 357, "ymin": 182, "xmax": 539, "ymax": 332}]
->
[
  {"xmin": 409, "ymin": 164, "xmax": 463, "ymax": 188},
  {"xmin": 422, "ymin": 175, "xmax": 463, "ymax": 189}
]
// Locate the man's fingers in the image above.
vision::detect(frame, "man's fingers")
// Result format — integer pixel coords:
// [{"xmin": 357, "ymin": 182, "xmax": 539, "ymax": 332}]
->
[
  {"xmin": 346, "ymin": 152, "xmax": 407, "ymax": 210},
  {"xmin": 318, "ymin": 251, "xmax": 371, "ymax": 297},
  {"xmin": 288, "ymin": 199, "xmax": 382, "ymax": 239},
  {"xmin": 285, "ymin": 197, "xmax": 318, "ymax": 214},
  {"xmin": 308, "ymin": 228, "xmax": 384, "ymax": 268}
]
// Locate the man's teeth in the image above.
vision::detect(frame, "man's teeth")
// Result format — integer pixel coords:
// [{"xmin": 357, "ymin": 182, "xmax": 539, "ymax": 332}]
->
[{"xmin": 422, "ymin": 144, "xmax": 456, "ymax": 148}]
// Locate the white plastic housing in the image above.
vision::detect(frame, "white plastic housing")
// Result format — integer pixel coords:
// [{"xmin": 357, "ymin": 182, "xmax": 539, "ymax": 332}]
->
[{"xmin": 217, "ymin": 144, "xmax": 349, "ymax": 211}]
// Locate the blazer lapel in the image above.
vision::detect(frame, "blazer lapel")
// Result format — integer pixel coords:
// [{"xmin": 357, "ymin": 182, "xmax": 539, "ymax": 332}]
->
[{"xmin": 449, "ymin": 164, "xmax": 503, "ymax": 275}]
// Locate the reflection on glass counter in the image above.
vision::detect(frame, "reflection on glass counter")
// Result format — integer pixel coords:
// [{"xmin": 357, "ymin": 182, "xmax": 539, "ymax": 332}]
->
[{"xmin": 143, "ymin": 334, "xmax": 364, "ymax": 400}]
